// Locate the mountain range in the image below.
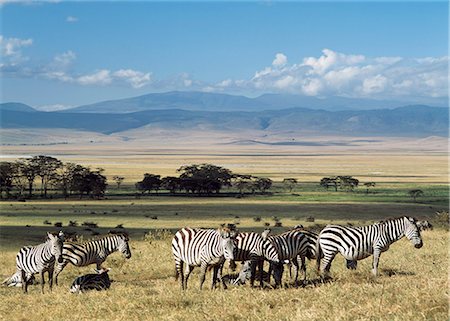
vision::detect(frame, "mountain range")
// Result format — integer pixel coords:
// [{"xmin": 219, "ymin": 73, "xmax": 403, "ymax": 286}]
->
[
  {"xmin": 59, "ymin": 91, "xmax": 447, "ymax": 114},
  {"xmin": 0, "ymin": 92, "xmax": 448, "ymax": 137}
]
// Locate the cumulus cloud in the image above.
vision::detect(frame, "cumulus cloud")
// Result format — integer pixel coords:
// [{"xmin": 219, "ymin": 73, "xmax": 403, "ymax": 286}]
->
[
  {"xmin": 272, "ymin": 53, "xmax": 287, "ymax": 67},
  {"xmin": 207, "ymin": 49, "xmax": 448, "ymax": 100},
  {"xmin": 113, "ymin": 69, "xmax": 151, "ymax": 88}
]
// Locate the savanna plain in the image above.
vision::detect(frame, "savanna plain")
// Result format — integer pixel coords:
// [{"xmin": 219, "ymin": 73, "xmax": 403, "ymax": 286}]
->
[{"xmin": 0, "ymin": 135, "xmax": 448, "ymax": 321}]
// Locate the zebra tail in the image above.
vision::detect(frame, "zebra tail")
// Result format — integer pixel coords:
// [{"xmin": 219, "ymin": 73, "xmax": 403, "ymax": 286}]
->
[{"xmin": 316, "ymin": 239, "xmax": 322, "ymax": 272}]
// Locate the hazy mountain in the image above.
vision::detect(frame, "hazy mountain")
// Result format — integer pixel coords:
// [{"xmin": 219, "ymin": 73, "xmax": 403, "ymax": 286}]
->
[
  {"xmin": 65, "ymin": 91, "xmax": 271, "ymax": 113},
  {"xmin": 1, "ymin": 105, "xmax": 447, "ymax": 137},
  {"xmin": 62, "ymin": 91, "xmax": 447, "ymax": 114},
  {"xmin": 0, "ymin": 102, "xmax": 36, "ymax": 112}
]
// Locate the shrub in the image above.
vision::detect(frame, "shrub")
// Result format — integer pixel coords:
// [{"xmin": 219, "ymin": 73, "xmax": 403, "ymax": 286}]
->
[
  {"xmin": 306, "ymin": 216, "xmax": 315, "ymax": 222},
  {"xmin": 253, "ymin": 216, "xmax": 262, "ymax": 222}
]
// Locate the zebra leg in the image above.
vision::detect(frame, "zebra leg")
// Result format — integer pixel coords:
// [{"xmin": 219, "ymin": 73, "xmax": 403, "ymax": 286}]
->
[
  {"xmin": 54, "ymin": 261, "xmax": 68, "ymax": 285},
  {"xmin": 211, "ymin": 266, "xmax": 218, "ymax": 290},
  {"xmin": 183, "ymin": 264, "xmax": 194, "ymax": 290},
  {"xmin": 320, "ymin": 250, "xmax": 337, "ymax": 278},
  {"xmin": 21, "ymin": 270, "xmax": 27, "ymax": 294},
  {"xmin": 291, "ymin": 259, "xmax": 300, "ymax": 285},
  {"xmin": 177, "ymin": 261, "xmax": 184, "ymax": 290},
  {"xmin": 198, "ymin": 263, "xmax": 208, "ymax": 290},
  {"xmin": 40, "ymin": 271, "xmax": 45, "ymax": 294},
  {"xmin": 249, "ymin": 260, "xmax": 257, "ymax": 287},
  {"xmin": 372, "ymin": 248, "xmax": 381, "ymax": 276},
  {"xmin": 257, "ymin": 260, "xmax": 264, "ymax": 288},
  {"xmin": 48, "ymin": 268, "xmax": 54, "ymax": 291},
  {"xmin": 299, "ymin": 256, "xmax": 307, "ymax": 285}
]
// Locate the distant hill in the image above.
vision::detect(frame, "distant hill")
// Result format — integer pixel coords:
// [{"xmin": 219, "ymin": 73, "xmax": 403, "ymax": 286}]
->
[
  {"xmin": 61, "ymin": 91, "xmax": 447, "ymax": 114},
  {"xmin": 0, "ymin": 102, "xmax": 36, "ymax": 113},
  {"xmin": 1, "ymin": 104, "xmax": 447, "ymax": 137},
  {"xmin": 65, "ymin": 91, "xmax": 270, "ymax": 113}
]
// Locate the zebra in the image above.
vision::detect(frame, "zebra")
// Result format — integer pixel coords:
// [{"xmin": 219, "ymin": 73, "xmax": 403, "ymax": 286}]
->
[
  {"xmin": 172, "ymin": 226, "xmax": 237, "ymax": 290},
  {"xmin": 70, "ymin": 268, "xmax": 111, "ymax": 293},
  {"xmin": 265, "ymin": 229, "xmax": 314, "ymax": 286},
  {"xmin": 2, "ymin": 271, "xmax": 36, "ymax": 287},
  {"xmin": 284, "ymin": 227, "xmax": 320, "ymax": 281},
  {"xmin": 54, "ymin": 233, "xmax": 131, "ymax": 285},
  {"xmin": 15, "ymin": 231, "xmax": 65, "ymax": 293},
  {"xmin": 223, "ymin": 260, "xmax": 271, "ymax": 286},
  {"xmin": 316, "ymin": 216, "xmax": 423, "ymax": 277},
  {"xmin": 231, "ymin": 231, "xmax": 280, "ymax": 287}
]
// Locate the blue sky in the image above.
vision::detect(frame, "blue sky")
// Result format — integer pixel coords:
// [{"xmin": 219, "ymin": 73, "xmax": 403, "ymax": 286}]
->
[{"xmin": 0, "ymin": 1, "xmax": 448, "ymax": 109}]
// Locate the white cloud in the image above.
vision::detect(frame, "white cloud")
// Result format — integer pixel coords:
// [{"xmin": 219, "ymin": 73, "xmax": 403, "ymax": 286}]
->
[
  {"xmin": 272, "ymin": 53, "xmax": 287, "ymax": 67},
  {"xmin": 66, "ymin": 16, "xmax": 78, "ymax": 23},
  {"xmin": 0, "ymin": 35, "xmax": 32, "ymax": 62},
  {"xmin": 206, "ymin": 49, "xmax": 448, "ymax": 100},
  {"xmin": 36, "ymin": 104, "xmax": 73, "ymax": 111},
  {"xmin": 76, "ymin": 69, "xmax": 112, "ymax": 86},
  {"xmin": 113, "ymin": 69, "xmax": 151, "ymax": 88}
]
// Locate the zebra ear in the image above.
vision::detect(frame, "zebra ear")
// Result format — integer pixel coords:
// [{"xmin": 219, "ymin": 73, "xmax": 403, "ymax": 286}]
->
[
  {"xmin": 47, "ymin": 232, "xmax": 55, "ymax": 240},
  {"xmin": 261, "ymin": 229, "xmax": 271, "ymax": 240}
]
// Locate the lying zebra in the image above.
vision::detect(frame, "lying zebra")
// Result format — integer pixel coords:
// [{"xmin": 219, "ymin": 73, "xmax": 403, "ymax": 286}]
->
[
  {"xmin": 55, "ymin": 233, "xmax": 131, "ymax": 285},
  {"xmin": 70, "ymin": 268, "xmax": 111, "ymax": 293},
  {"xmin": 2, "ymin": 271, "xmax": 36, "ymax": 287},
  {"xmin": 317, "ymin": 216, "xmax": 423, "ymax": 277}
]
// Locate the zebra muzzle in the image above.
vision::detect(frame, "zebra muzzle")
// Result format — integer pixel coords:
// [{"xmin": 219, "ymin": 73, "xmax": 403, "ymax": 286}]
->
[{"xmin": 57, "ymin": 256, "xmax": 64, "ymax": 263}]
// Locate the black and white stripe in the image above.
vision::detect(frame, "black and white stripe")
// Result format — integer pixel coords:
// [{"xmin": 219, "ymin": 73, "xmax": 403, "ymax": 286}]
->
[
  {"xmin": 172, "ymin": 226, "xmax": 237, "ymax": 290},
  {"xmin": 70, "ymin": 268, "xmax": 111, "ymax": 293},
  {"xmin": 266, "ymin": 229, "xmax": 313, "ymax": 286},
  {"xmin": 2, "ymin": 271, "xmax": 36, "ymax": 287},
  {"xmin": 55, "ymin": 233, "xmax": 131, "ymax": 284},
  {"xmin": 15, "ymin": 232, "xmax": 65, "ymax": 293},
  {"xmin": 232, "ymin": 232, "xmax": 280, "ymax": 287},
  {"xmin": 316, "ymin": 216, "xmax": 423, "ymax": 277}
]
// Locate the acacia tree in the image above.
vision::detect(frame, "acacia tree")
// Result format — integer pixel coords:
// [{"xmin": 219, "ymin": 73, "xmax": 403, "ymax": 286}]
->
[
  {"xmin": 320, "ymin": 177, "xmax": 338, "ymax": 191},
  {"xmin": 17, "ymin": 158, "xmax": 39, "ymax": 197},
  {"xmin": 177, "ymin": 164, "xmax": 233, "ymax": 195},
  {"xmin": 408, "ymin": 189, "xmax": 424, "ymax": 202},
  {"xmin": 31, "ymin": 156, "xmax": 62, "ymax": 198},
  {"xmin": 136, "ymin": 173, "xmax": 162, "ymax": 194},
  {"xmin": 0, "ymin": 162, "xmax": 16, "ymax": 198},
  {"xmin": 254, "ymin": 177, "xmax": 273, "ymax": 194},
  {"xmin": 161, "ymin": 176, "xmax": 181, "ymax": 194},
  {"xmin": 283, "ymin": 178, "xmax": 298, "ymax": 192},
  {"xmin": 233, "ymin": 175, "xmax": 255, "ymax": 195},
  {"xmin": 113, "ymin": 176, "xmax": 125, "ymax": 189},
  {"xmin": 363, "ymin": 182, "xmax": 376, "ymax": 194}
]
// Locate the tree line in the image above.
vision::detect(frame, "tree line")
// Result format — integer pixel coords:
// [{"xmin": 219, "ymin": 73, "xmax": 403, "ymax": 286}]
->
[{"xmin": 0, "ymin": 156, "xmax": 107, "ymax": 199}]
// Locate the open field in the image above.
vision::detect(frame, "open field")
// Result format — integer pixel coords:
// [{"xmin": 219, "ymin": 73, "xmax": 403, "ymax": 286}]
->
[
  {"xmin": 0, "ymin": 227, "xmax": 448, "ymax": 321},
  {"xmin": 0, "ymin": 135, "xmax": 448, "ymax": 320}
]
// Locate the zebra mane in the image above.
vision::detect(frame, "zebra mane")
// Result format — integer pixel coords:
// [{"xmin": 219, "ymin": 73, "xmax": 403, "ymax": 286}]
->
[
  {"xmin": 378, "ymin": 216, "xmax": 416, "ymax": 225},
  {"xmin": 75, "ymin": 233, "xmax": 128, "ymax": 244}
]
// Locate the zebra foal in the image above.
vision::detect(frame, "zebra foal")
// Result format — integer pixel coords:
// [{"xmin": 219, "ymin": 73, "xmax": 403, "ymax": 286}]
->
[
  {"xmin": 55, "ymin": 233, "xmax": 131, "ymax": 284},
  {"xmin": 15, "ymin": 231, "xmax": 65, "ymax": 293},
  {"xmin": 172, "ymin": 226, "xmax": 237, "ymax": 290},
  {"xmin": 316, "ymin": 216, "xmax": 423, "ymax": 277}
]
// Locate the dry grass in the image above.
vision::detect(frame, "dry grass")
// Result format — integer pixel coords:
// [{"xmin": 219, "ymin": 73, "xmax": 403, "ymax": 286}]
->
[{"xmin": 0, "ymin": 230, "xmax": 447, "ymax": 321}]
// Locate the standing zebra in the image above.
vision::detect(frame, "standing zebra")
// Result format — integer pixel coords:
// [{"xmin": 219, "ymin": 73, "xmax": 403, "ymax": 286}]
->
[
  {"xmin": 265, "ymin": 229, "xmax": 314, "ymax": 286},
  {"xmin": 232, "ymin": 232, "xmax": 280, "ymax": 287},
  {"xmin": 70, "ymin": 268, "xmax": 111, "ymax": 293},
  {"xmin": 172, "ymin": 226, "xmax": 237, "ymax": 290},
  {"xmin": 55, "ymin": 233, "xmax": 131, "ymax": 285},
  {"xmin": 15, "ymin": 231, "xmax": 65, "ymax": 293},
  {"xmin": 316, "ymin": 216, "xmax": 423, "ymax": 277},
  {"xmin": 285, "ymin": 227, "xmax": 320, "ymax": 281}
]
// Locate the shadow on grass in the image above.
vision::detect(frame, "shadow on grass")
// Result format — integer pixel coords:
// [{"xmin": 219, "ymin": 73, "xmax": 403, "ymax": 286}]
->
[{"xmin": 380, "ymin": 268, "xmax": 415, "ymax": 277}]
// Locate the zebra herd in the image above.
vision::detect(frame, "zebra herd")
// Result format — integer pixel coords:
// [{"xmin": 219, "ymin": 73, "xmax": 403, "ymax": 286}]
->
[
  {"xmin": 2, "ymin": 232, "xmax": 132, "ymax": 294},
  {"xmin": 171, "ymin": 216, "xmax": 425, "ymax": 290},
  {"xmin": 2, "ymin": 216, "xmax": 426, "ymax": 294}
]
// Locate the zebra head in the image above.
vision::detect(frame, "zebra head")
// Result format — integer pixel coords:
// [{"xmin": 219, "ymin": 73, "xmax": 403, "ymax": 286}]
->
[
  {"xmin": 403, "ymin": 217, "xmax": 423, "ymax": 249},
  {"xmin": 218, "ymin": 227, "xmax": 236, "ymax": 261},
  {"xmin": 117, "ymin": 234, "xmax": 132, "ymax": 259},
  {"xmin": 48, "ymin": 231, "xmax": 64, "ymax": 264}
]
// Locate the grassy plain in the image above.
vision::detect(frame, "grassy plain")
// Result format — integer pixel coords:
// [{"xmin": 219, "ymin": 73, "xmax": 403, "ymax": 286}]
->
[{"xmin": 0, "ymin": 134, "xmax": 448, "ymax": 320}]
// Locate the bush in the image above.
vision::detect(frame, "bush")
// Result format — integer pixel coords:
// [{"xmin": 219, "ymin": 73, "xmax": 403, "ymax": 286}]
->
[
  {"xmin": 253, "ymin": 216, "xmax": 262, "ymax": 222},
  {"xmin": 306, "ymin": 216, "xmax": 315, "ymax": 222},
  {"xmin": 274, "ymin": 222, "xmax": 282, "ymax": 227}
]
